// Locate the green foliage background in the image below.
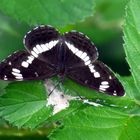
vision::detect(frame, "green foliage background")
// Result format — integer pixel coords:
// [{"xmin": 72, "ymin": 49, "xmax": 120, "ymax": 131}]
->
[{"xmin": 0, "ymin": 0, "xmax": 140, "ymax": 140}]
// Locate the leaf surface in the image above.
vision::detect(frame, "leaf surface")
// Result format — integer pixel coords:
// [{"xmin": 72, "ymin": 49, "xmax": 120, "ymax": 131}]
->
[
  {"xmin": 0, "ymin": 0, "xmax": 95, "ymax": 27},
  {"xmin": 0, "ymin": 81, "xmax": 52, "ymax": 128},
  {"xmin": 123, "ymin": 0, "xmax": 140, "ymax": 92}
]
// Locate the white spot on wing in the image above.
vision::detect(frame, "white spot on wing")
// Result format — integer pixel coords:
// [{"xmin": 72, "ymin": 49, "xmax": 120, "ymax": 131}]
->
[
  {"xmin": 81, "ymin": 52, "xmax": 87, "ymax": 59},
  {"xmin": 12, "ymin": 68, "xmax": 20, "ymax": 73},
  {"xmin": 71, "ymin": 47, "xmax": 77, "ymax": 53},
  {"xmin": 101, "ymin": 81, "xmax": 109, "ymax": 85},
  {"xmin": 21, "ymin": 55, "xmax": 34, "ymax": 68},
  {"xmin": 41, "ymin": 44, "xmax": 49, "ymax": 51},
  {"xmin": 74, "ymin": 48, "xmax": 79, "ymax": 54},
  {"xmin": 44, "ymin": 40, "xmax": 58, "ymax": 51},
  {"xmin": 26, "ymin": 35, "xmax": 57, "ymax": 55},
  {"xmin": 109, "ymin": 76, "xmax": 112, "ymax": 79},
  {"xmin": 113, "ymin": 90, "xmax": 117, "ymax": 96},
  {"xmin": 26, "ymin": 56, "xmax": 34, "ymax": 64},
  {"xmin": 47, "ymin": 41, "xmax": 53, "ymax": 49},
  {"xmin": 113, "ymin": 93, "xmax": 117, "ymax": 96},
  {"xmin": 76, "ymin": 51, "xmax": 83, "ymax": 57},
  {"xmin": 8, "ymin": 62, "xmax": 11, "ymax": 65},
  {"xmin": 12, "ymin": 71, "xmax": 23, "ymax": 80},
  {"xmin": 99, "ymin": 81, "xmax": 110, "ymax": 91},
  {"xmin": 12, "ymin": 68, "xmax": 23, "ymax": 80},
  {"xmin": 89, "ymin": 65, "xmax": 95, "ymax": 73},
  {"xmin": 21, "ymin": 61, "xmax": 29, "ymax": 68},
  {"xmin": 94, "ymin": 72, "xmax": 100, "ymax": 78},
  {"xmin": 31, "ymin": 51, "xmax": 38, "ymax": 58},
  {"xmin": 36, "ymin": 45, "xmax": 43, "ymax": 53},
  {"xmin": 83, "ymin": 56, "xmax": 89, "ymax": 62},
  {"xmin": 33, "ymin": 47, "xmax": 40, "ymax": 54},
  {"xmin": 15, "ymin": 76, "xmax": 23, "ymax": 80},
  {"xmin": 85, "ymin": 60, "xmax": 91, "ymax": 65},
  {"xmin": 65, "ymin": 42, "xmax": 78, "ymax": 54},
  {"xmin": 99, "ymin": 85, "xmax": 109, "ymax": 89},
  {"xmin": 4, "ymin": 75, "xmax": 7, "ymax": 80}
]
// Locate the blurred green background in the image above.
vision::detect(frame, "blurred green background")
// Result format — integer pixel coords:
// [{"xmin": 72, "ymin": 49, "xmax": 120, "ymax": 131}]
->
[{"xmin": 0, "ymin": 0, "xmax": 129, "ymax": 139}]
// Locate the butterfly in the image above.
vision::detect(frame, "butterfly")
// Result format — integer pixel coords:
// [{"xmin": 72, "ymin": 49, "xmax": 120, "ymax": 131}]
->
[{"xmin": 0, "ymin": 25, "xmax": 125, "ymax": 96}]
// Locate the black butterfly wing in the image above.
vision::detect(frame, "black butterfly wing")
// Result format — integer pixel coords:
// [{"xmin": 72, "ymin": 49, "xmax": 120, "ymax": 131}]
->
[
  {"xmin": 0, "ymin": 51, "xmax": 56, "ymax": 81},
  {"xmin": 24, "ymin": 25, "xmax": 60, "ymax": 66},
  {"xmin": 63, "ymin": 31, "xmax": 98, "ymax": 68},
  {"xmin": 66, "ymin": 60, "xmax": 125, "ymax": 96}
]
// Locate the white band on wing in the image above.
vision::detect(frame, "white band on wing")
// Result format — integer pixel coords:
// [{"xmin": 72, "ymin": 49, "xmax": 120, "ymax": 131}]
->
[{"xmin": 31, "ymin": 40, "xmax": 59, "ymax": 57}]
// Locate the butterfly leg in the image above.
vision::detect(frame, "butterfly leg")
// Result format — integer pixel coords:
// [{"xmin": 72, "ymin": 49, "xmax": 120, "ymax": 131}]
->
[{"xmin": 48, "ymin": 77, "xmax": 65, "ymax": 96}]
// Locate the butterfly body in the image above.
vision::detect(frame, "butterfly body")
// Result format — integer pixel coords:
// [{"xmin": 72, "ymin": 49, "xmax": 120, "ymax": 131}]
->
[{"xmin": 0, "ymin": 25, "xmax": 125, "ymax": 96}]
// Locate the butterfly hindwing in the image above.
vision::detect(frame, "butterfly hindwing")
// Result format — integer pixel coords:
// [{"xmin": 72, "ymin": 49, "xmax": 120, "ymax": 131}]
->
[
  {"xmin": 24, "ymin": 25, "xmax": 60, "ymax": 66},
  {"xmin": 0, "ymin": 51, "xmax": 56, "ymax": 81},
  {"xmin": 67, "ymin": 60, "xmax": 125, "ymax": 96}
]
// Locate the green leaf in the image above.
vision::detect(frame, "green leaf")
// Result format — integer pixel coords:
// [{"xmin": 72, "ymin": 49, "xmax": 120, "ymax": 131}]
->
[
  {"xmin": 49, "ymin": 105, "xmax": 140, "ymax": 140},
  {"xmin": 95, "ymin": 0, "xmax": 128, "ymax": 23},
  {"xmin": 0, "ymin": 0, "xmax": 95, "ymax": 27},
  {"xmin": 123, "ymin": 0, "xmax": 140, "ymax": 92},
  {"xmin": 120, "ymin": 77, "xmax": 140, "ymax": 101},
  {"xmin": 0, "ymin": 81, "xmax": 52, "ymax": 129},
  {"xmin": 0, "ymin": 13, "xmax": 30, "ymax": 61},
  {"xmin": 0, "ymin": 80, "xmax": 9, "ymax": 94}
]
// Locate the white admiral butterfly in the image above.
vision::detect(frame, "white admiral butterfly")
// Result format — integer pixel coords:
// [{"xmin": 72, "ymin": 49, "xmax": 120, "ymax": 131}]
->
[{"xmin": 0, "ymin": 25, "xmax": 125, "ymax": 96}]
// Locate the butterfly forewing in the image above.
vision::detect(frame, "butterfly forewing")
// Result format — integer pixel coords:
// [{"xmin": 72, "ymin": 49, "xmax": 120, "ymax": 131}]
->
[
  {"xmin": 0, "ymin": 51, "xmax": 56, "ymax": 81},
  {"xmin": 24, "ymin": 25, "xmax": 60, "ymax": 66},
  {"xmin": 67, "ymin": 60, "xmax": 124, "ymax": 96},
  {"xmin": 64, "ymin": 31, "xmax": 98, "ymax": 68}
]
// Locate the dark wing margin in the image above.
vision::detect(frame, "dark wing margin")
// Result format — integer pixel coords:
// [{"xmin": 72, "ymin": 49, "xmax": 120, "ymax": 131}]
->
[
  {"xmin": 0, "ymin": 51, "xmax": 56, "ymax": 81},
  {"xmin": 66, "ymin": 60, "xmax": 125, "ymax": 96}
]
